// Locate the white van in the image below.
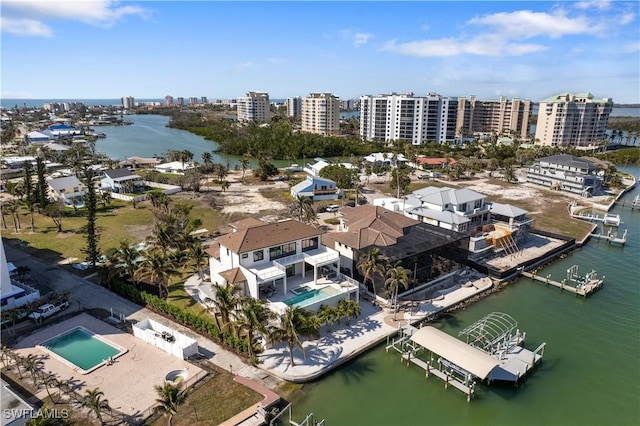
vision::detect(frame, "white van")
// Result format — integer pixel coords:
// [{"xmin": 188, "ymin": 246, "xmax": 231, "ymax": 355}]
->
[{"xmin": 326, "ymin": 204, "xmax": 340, "ymax": 212}]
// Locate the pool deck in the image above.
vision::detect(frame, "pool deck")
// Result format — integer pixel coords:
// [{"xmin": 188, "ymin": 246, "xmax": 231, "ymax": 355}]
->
[
  {"xmin": 184, "ymin": 272, "xmax": 493, "ymax": 384},
  {"xmin": 11, "ymin": 313, "xmax": 205, "ymax": 424}
]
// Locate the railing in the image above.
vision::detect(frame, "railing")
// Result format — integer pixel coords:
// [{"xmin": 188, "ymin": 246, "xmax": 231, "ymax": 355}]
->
[
  {"xmin": 339, "ymin": 273, "xmax": 360, "ymax": 287},
  {"xmin": 303, "ymin": 250, "xmax": 339, "ymax": 265},
  {"xmin": 253, "ymin": 266, "xmax": 285, "ymax": 281},
  {"xmin": 273, "ymin": 252, "xmax": 305, "ymax": 267}
]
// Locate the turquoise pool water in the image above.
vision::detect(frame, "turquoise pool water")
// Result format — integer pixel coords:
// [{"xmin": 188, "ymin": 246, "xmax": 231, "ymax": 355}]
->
[
  {"xmin": 41, "ymin": 327, "xmax": 124, "ymax": 373},
  {"xmin": 284, "ymin": 286, "xmax": 341, "ymax": 307}
]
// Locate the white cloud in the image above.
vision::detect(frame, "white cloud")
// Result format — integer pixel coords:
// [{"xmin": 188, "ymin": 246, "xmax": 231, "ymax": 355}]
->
[
  {"xmin": 0, "ymin": 16, "xmax": 52, "ymax": 37},
  {"xmin": 352, "ymin": 32, "xmax": 373, "ymax": 47},
  {"xmin": 338, "ymin": 29, "xmax": 373, "ymax": 47},
  {"xmin": 468, "ymin": 10, "xmax": 592, "ymax": 39},
  {"xmin": 381, "ymin": 5, "xmax": 637, "ymax": 58},
  {"xmin": 382, "ymin": 34, "xmax": 547, "ymax": 57},
  {"xmin": 574, "ymin": 1, "xmax": 612, "ymax": 11},
  {"xmin": 1, "ymin": 0, "xmax": 149, "ymax": 36}
]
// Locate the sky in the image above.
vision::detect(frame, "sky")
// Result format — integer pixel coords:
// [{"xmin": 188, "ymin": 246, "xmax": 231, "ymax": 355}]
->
[{"xmin": 1, "ymin": 1, "xmax": 639, "ymax": 103}]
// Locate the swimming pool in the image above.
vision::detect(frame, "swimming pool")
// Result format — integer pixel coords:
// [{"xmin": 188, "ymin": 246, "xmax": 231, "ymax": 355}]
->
[
  {"xmin": 39, "ymin": 327, "xmax": 127, "ymax": 374},
  {"xmin": 284, "ymin": 286, "xmax": 341, "ymax": 308}
]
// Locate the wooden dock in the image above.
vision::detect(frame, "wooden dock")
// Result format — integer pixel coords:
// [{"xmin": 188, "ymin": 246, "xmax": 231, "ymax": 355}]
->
[{"xmin": 521, "ymin": 267, "xmax": 604, "ymax": 298}]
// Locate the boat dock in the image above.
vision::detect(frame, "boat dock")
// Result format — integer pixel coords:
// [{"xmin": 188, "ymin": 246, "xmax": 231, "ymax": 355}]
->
[
  {"xmin": 615, "ymin": 194, "xmax": 640, "ymax": 209},
  {"xmin": 521, "ymin": 265, "xmax": 604, "ymax": 297},
  {"xmin": 571, "ymin": 211, "xmax": 622, "ymax": 226},
  {"xmin": 591, "ymin": 228, "xmax": 628, "ymax": 245},
  {"xmin": 387, "ymin": 313, "xmax": 545, "ymax": 402}
]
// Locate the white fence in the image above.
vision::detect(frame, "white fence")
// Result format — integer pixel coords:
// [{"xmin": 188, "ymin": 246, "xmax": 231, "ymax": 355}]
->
[
  {"xmin": 144, "ymin": 181, "xmax": 182, "ymax": 195},
  {"xmin": 132, "ymin": 318, "xmax": 198, "ymax": 360}
]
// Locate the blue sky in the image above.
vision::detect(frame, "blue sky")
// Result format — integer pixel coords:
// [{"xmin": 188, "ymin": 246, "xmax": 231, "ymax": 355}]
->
[{"xmin": 2, "ymin": 1, "xmax": 639, "ymax": 103}]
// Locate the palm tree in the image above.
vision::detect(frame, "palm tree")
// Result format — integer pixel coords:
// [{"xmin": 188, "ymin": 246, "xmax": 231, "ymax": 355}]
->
[
  {"xmin": 240, "ymin": 157, "xmax": 250, "ymax": 182},
  {"xmin": 188, "ymin": 243, "xmax": 208, "ymax": 280},
  {"xmin": 221, "ymin": 180, "xmax": 230, "ymax": 192},
  {"xmin": 269, "ymin": 306, "xmax": 320, "ymax": 366},
  {"xmin": 208, "ymin": 282, "xmax": 242, "ymax": 334},
  {"xmin": 317, "ymin": 304, "xmax": 340, "ymax": 331},
  {"xmin": 235, "ymin": 297, "xmax": 275, "ymax": 363},
  {"xmin": 0, "ymin": 345, "xmax": 15, "ymax": 368},
  {"xmin": 40, "ymin": 372, "xmax": 62, "ymax": 404},
  {"xmin": 16, "ymin": 265, "xmax": 30, "ymax": 282},
  {"xmin": 115, "ymin": 240, "xmax": 140, "ymax": 285},
  {"xmin": 290, "ymin": 195, "xmax": 316, "ymax": 225},
  {"xmin": 201, "ymin": 152, "xmax": 213, "ymax": 170},
  {"xmin": 154, "ymin": 380, "xmax": 190, "ymax": 426},
  {"xmin": 134, "ymin": 250, "xmax": 176, "ymax": 299},
  {"xmin": 82, "ymin": 388, "xmax": 111, "ymax": 424},
  {"xmin": 356, "ymin": 248, "xmax": 388, "ymax": 300},
  {"xmin": 337, "ymin": 298, "xmax": 361, "ymax": 325},
  {"xmin": 22, "ymin": 353, "xmax": 45, "ymax": 388},
  {"xmin": 384, "ymin": 261, "xmax": 410, "ymax": 320}
]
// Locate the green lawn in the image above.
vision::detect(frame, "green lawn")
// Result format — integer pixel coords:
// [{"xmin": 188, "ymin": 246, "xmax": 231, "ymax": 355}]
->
[
  {"xmin": 2, "ymin": 196, "xmax": 228, "ymax": 263},
  {"xmin": 147, "ymin": 366, "xmax": 263, "ymax": 426}
]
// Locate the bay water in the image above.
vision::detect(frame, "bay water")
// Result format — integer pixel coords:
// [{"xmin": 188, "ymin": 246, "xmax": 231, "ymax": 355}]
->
[
  {"xmin": 94, "ymin": 114, "xmax": 230, "ymax": 164},
  {"xmin": 287, "ymin": 166, "xmax": 640, "ymax": 426}
]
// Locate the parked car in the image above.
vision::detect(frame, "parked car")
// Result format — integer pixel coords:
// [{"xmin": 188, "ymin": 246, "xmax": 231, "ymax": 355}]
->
[
  {"xmin": 418, "ymin": 174, "xmax": 430, "ymax": 179},
  {"xmin": 28, "ymin": 300, "xmax": 69, "ymax": 322},
  {"xmin": 326, "ymin": 204, "xmax": 340, "ymax": 212}
]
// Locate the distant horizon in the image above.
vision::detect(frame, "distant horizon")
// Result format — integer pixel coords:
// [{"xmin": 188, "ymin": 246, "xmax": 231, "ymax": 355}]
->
[{"xmin": 2, "ymin": 2, "xmax": 638, "ymax": 103}]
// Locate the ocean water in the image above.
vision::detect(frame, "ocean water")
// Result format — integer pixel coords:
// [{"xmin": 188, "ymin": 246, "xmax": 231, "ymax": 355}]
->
[
  {"xmin": 287, "ymin": 166, "xmax": 640, "ymax": 426},
  {"xmin": 2, "ymin": 99, "xmax": 637, "ymax": 117}
]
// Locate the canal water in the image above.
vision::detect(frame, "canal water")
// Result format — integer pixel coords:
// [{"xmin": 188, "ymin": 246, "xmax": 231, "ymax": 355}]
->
[{"xmin": 287, "ymin": 166, "xmax": 640, "ymax": 426}]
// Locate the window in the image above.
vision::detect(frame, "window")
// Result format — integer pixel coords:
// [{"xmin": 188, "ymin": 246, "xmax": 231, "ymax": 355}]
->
[
  {"xmin": 253, "ymin": 250, "xmax": 264, "ymax": 262},
  {"xmin": 302, "ymin": 237, "xmax": 318, "ymax": 252},
  {"xmin": 269, "ymin": 242, "xmax": 296, "ymax": 260},
  {"xmin": 286, "ymin": 265, "xmax": 295, "ymax": 277},
  {"xmin": 241, "ymin": 253, "xmax": 248, "ymax": 259}
]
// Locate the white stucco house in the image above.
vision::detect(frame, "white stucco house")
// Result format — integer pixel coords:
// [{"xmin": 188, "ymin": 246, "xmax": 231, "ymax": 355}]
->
[{"xmin": 204, "ymin": 219, "xmax": 359, "ymax": 314}]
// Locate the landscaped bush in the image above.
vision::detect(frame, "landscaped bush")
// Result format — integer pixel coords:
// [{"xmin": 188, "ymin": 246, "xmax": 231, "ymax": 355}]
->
[{"xmin": 100, "ymin": 275, "xmax": 250, "ymax": 355}]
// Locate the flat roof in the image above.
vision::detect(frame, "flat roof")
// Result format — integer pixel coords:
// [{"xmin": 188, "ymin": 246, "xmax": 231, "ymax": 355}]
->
[{"xmin": 410, "ymin": 326, "xmax": 500, "ymax": 379}]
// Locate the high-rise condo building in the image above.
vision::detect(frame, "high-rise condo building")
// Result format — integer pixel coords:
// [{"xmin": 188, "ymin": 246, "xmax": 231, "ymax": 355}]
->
[
  {"xmin": 456, "ymin": 96, "xmax": 532, "ymax": 138},
  {"xmin": 359, "ymin": 93, "xmax": 457, "ymax": 144},
  {"xmin": 301, "ymin": 93, "xmax": 341, "ymax": 136},
  {"xmin": 237, "ymin": 91, "xmax": 271, "ymax": 123},
  {"xmin": 121, "ymin": 96, "xmax": 135, "ymax": 109},
  {"xmin": 176, "ymin": 97, "xmax": 184, "ymax": 106},
  {"xmin": 164, "ymin": 96, "xmax": 173, "ymax": 106},
  {"xmin": 534, "ymin": 92, "xmax": 613, "ymax": 147},
  {"xmin": 287, "ymin": 97, "xmax": 302, "ymax": 117},
  {"xmin": 201, "ymin": 96, "xmax": 208, "ymax": 104}
]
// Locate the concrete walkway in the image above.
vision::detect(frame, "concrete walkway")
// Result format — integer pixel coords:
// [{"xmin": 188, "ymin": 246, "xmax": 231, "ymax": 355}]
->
[{"xmin": 184, "ymin": 273, "xmax": 493, "ymax": 383}]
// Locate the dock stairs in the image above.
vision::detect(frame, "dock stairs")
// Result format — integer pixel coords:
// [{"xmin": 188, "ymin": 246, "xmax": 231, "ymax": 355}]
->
[{"xmin": 497, "ymin": 234, "xmax": 520, "ymax": 256}]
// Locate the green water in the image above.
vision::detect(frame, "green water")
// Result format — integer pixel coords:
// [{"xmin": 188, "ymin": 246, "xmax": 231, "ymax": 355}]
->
[
  {"xmin": 289, "ymin": 166, "xmax": 640, "ymax": 426},
  {"xmin": 43, "ymin": 328, "xmax": 121, "ymax": 371}
]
